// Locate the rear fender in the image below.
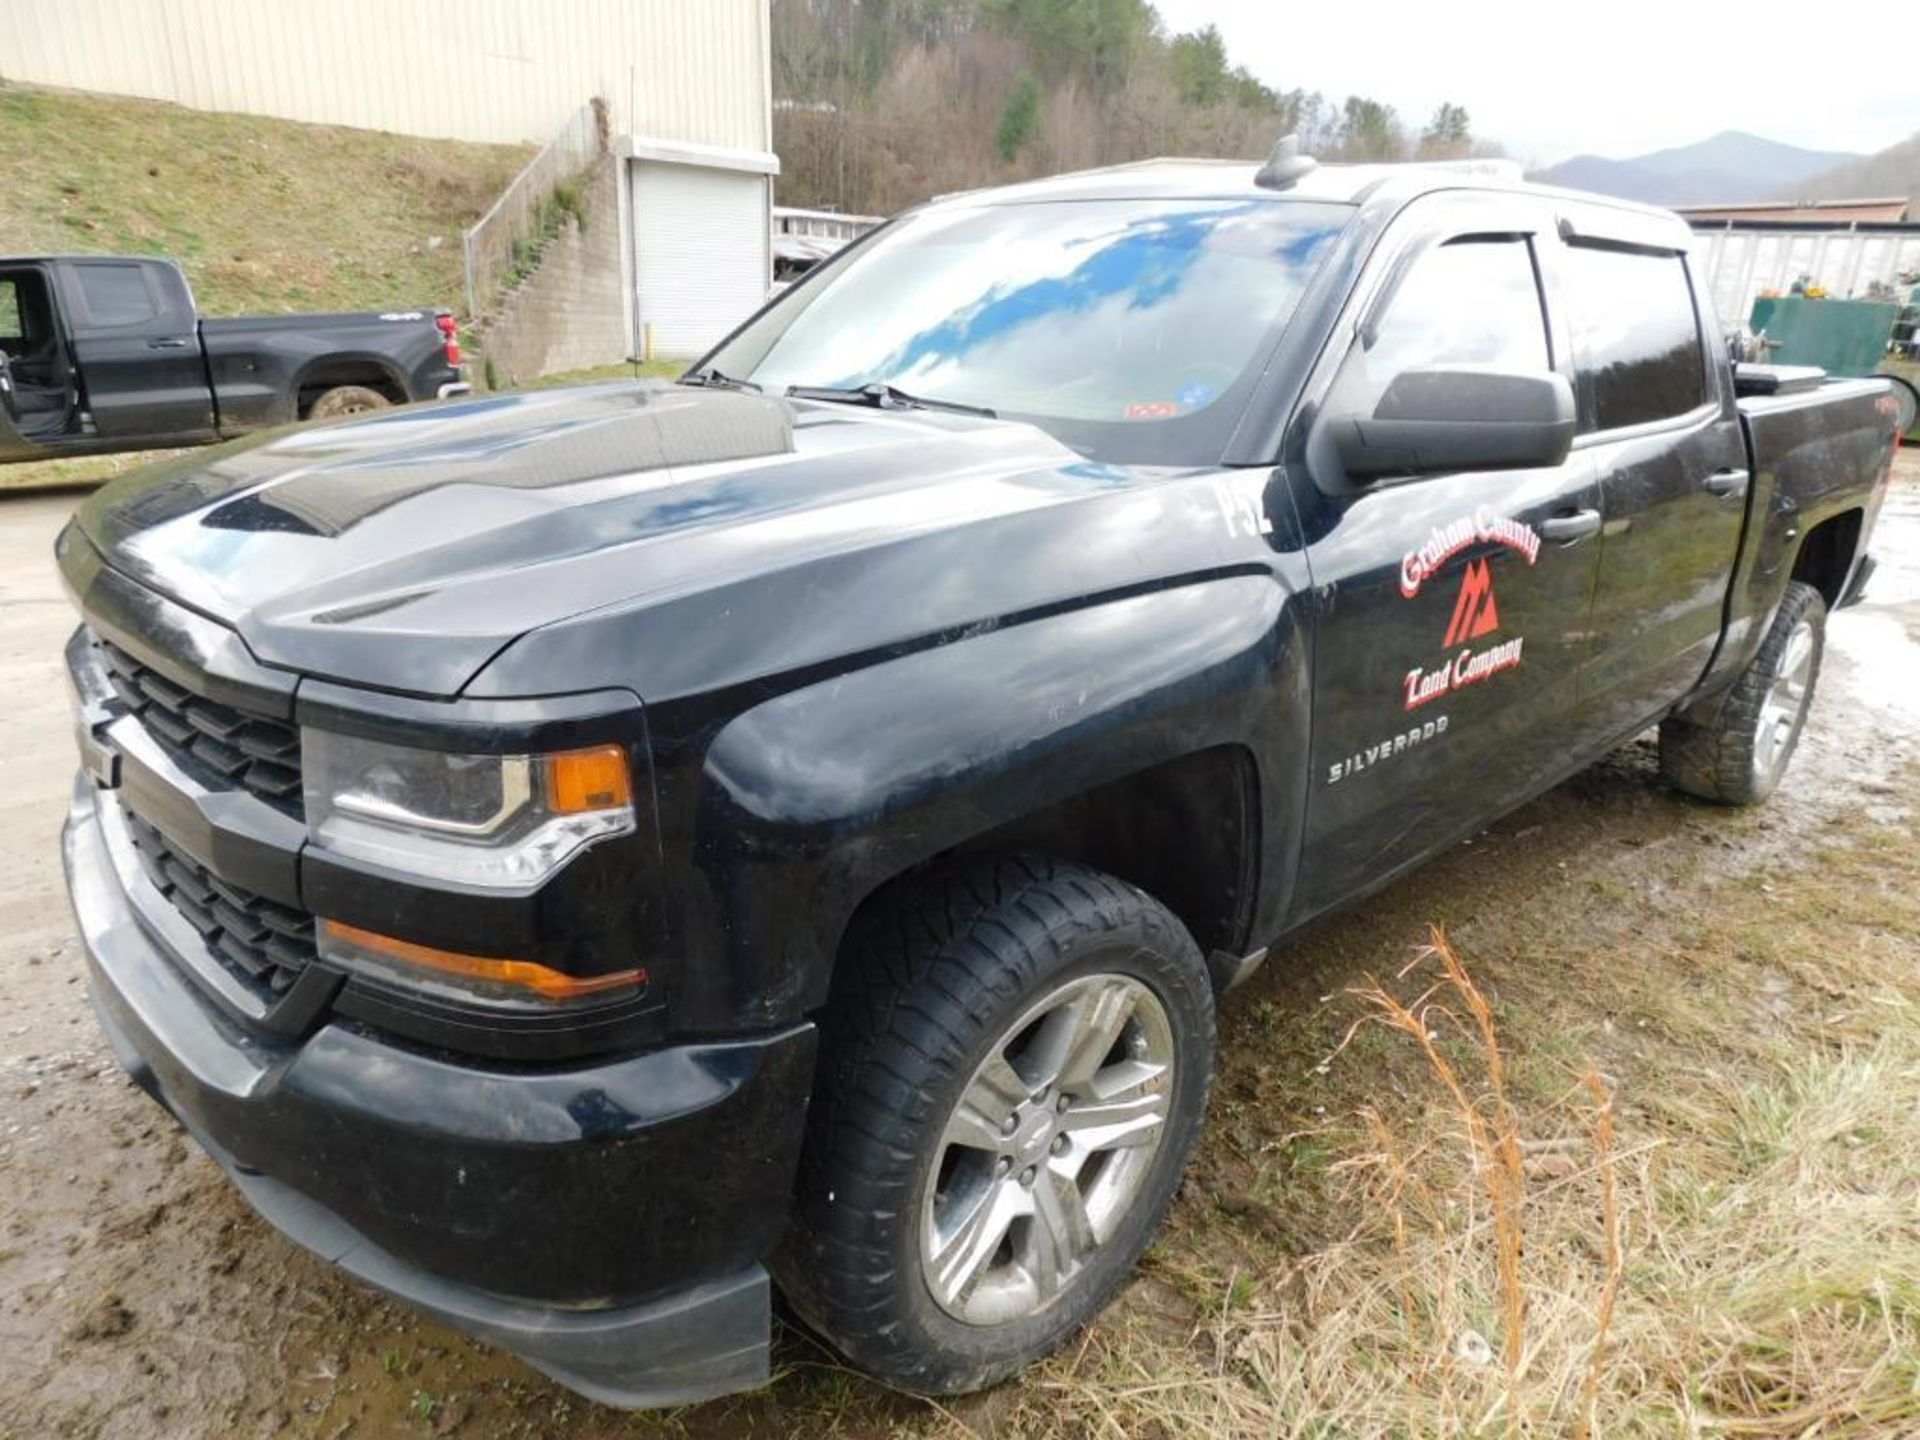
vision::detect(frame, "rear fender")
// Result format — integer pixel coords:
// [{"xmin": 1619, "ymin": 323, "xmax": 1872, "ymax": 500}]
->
[{"xmin": 1680, "ymin": 379, "xmax": 1896, "ymax": 724}]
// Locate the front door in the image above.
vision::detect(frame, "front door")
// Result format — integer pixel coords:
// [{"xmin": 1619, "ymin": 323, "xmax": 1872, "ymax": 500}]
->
[
  {"xmin": 0, "ymin": 362, "xmax": 46, "ymax": 462},
  {"xmin": 0, "ymin": 266, "xmax": 67, "ymax": 459},
  {"xmin": 1289, "ymin": 207, "xmax": 1604, "ymax": 919},
  {"xmin": 58, "ymin": 259, "xmax": 215, "ymax": 442}
]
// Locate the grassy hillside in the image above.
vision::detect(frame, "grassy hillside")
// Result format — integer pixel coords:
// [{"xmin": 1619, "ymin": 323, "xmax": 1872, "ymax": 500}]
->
[
  {"xmin": 0, "ymin": 83, "xmax": 532, "ymax": 490},
  {"xmin": 0, "ymin": 82, "xmax": 529, "ymax": 316}
]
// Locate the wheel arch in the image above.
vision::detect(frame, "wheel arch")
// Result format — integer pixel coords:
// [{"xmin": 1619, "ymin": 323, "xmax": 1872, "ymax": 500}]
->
[
  {"xmin": 1789, "ymin": 505, "xmax": 1865, "ymax": 609},
  {"xmin": 831, "ymin": 742, "xmax": 1261, "ymax": 991},
  {"xmin": 294, "ymin": 353, "xmax": 409, "ymax": 415}
]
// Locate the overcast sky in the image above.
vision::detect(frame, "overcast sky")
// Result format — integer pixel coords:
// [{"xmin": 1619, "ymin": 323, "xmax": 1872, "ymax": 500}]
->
[{"xmin": 1150, "ymin": 0, "xmax": 1917, "ymax": 165}]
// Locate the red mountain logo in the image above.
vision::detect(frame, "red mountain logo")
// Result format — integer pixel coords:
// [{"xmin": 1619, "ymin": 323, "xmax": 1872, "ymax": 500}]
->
[{"xmin": 1443, "ymin": 558, "xmax": 1501, "ymax": 648}]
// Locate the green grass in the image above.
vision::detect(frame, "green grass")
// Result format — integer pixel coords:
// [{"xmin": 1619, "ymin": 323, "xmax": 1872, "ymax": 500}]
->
[
  {"xmin": 0, "ymin": 82, "xmax": 542, "ymax": 494},
  {"xmin": 0, "ymin": 82, "xmax": 529, "ymax": 317},
  {"xmin": 521, "ymin": 360, "xmax": 682, "ymax": 389}
]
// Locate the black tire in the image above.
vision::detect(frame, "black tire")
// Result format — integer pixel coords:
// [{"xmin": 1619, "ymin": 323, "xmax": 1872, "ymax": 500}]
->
[
  {"xmin": 777, "ymin": 856, "xmax": 1215, "ymax": 1396},
  {"xmin": 305, "ymin": 384, "xmax": 391, "ymax": 421},
  {"xmin": 1659, "ymin": 580, "xmax": 1826, "ymax": 805}
]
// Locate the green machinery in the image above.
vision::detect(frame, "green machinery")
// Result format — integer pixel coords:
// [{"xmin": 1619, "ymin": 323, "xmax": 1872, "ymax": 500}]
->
[{"xmin": 1749, "ymin": 294, "xmax": 1920, "ymax": 440}]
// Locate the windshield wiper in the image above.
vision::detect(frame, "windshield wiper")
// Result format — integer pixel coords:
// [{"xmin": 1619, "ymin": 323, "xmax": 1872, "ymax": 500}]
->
[
  {"xmin": 678, "ymin": 366, "xmax": 762, "ymax": 392},
  {"xmin": 786, "ymin": 381, "xmax": 996, "ymax": 419}
]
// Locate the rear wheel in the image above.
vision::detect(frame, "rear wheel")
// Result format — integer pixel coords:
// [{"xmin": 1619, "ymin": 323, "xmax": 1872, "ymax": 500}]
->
[
  {"xmin": 778, "ymin": 856, "xmax": 1215, "ymax": 1395},
  {"xmin": 1659, "ymin": 580, "xmax": 1826, "ymax": 804},
  {"xmin": 305, "ymin": 384, "xmax": 391, "ymax": 421}
]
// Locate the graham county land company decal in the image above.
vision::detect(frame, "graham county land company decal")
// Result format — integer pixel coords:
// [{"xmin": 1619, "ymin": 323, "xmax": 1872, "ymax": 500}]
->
[
  {"xmin": 1323, "ymin": 511, "xmax": 1544, "ymax": 786},
  {"xmin": 1400, "ymin": 509, "xmax": 1541, "ymax": 713}
]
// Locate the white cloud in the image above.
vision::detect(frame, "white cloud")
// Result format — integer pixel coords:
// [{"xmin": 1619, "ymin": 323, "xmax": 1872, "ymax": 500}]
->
[{"xmin": 1150, "ymin": 0, "xmax": 1917, "ymax": 164}]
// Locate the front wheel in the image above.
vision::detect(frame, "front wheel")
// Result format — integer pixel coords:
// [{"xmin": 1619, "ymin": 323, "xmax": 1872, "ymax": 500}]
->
[{"xmin": 778, "ymin": 857, "xmax": 1215, "ymax": 1396}]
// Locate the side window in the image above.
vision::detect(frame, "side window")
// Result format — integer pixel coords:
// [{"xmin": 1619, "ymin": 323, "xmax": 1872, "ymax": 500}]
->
[
  {"xmin": 1561, "ymin": 245, "xmax": 1706, "ymax": 430},
  {"xmin": 0, "ymin": 280, "xmax": 20, "ymax": 342},
  {"xmin": 1329, "ymin": 237, "xmax": 1550, "ymax": 417},
  {"xmin": 74, "ymin": 264, "xmax": 159, "ymax": 329}
]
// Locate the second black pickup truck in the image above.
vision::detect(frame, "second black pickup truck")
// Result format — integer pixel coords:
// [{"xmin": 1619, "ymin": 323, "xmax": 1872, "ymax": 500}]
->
[
  {"xmin": 0, "ymin": 254, "xmax": 467, "ymax": 463},
  {"xmin": 57, "ymin": 148, "xmax": 1897, "ymax": 1408}
]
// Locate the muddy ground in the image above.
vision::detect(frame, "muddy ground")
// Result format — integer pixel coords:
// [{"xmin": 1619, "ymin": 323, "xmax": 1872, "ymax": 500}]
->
[{"xmin": 2, "ymin": 461, "xmax": 1916, "ymax": 1439}]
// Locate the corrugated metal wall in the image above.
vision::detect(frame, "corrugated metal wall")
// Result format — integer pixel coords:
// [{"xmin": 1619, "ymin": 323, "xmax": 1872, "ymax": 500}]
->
[
  {"xmin": 1694, "ymin": 226, "xmax": 1920, "ymax": 327},
  {"xmin": 0, "ymin": 0, "xmax": 770, "ymax": 148}
]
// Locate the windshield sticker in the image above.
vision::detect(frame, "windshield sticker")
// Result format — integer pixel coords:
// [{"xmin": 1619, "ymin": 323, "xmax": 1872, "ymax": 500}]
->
[
  {"xmin": 1400, "ymin": 509, "xmax": 1541, "ymax": 598},
  {"xmin": 1124, "ymin": 401, "xmax": 1178, "ymax": 420},
  {"xmin": 1327, "ymin": 714, "xmax": 1450, "ymax": 785},
  {"xmin": 1176, "ymin": 380, "xmax": 1220, "ymax": 409}
]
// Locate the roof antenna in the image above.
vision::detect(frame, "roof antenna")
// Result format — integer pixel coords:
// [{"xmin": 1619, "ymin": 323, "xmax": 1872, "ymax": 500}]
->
[{"xmin": 1253, "ymin": 133, "xmax": 1317, "ymax": 191}]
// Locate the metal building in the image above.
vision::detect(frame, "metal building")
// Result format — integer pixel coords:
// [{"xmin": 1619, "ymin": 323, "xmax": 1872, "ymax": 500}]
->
[
  {"xmin": 1688, "ymin": 217, "xmax": 1920, "ymax": 328},
  {"xmin": 0, "ymin": 0, "xmax": 777, "ymax": 358}
]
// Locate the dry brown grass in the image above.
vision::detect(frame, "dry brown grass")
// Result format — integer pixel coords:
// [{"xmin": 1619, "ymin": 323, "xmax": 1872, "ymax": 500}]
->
[{"xmin": 976, "ymin": 781, "xmax": 1920, "ymax": 1440}]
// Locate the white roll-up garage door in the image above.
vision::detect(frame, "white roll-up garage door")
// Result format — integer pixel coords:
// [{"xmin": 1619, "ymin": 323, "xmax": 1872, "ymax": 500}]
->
[{"xmin": 629, "ymin": 159, "xmax": 769, "ymax": 359}]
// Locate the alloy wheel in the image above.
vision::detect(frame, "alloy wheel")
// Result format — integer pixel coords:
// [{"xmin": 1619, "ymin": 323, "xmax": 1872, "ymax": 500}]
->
[
  {"xmin": 1754, "ymin": 616, "xmax": 1816, "ymax": 786},
  {"xmin": 920, "ymin": 972, "xmax": 1174, "ymax": 1326}
]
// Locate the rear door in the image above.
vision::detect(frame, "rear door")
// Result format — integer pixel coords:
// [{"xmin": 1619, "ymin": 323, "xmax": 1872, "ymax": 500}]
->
[
  {"xmin": 1289, "ymin": 195, "xmax": 1605, "ymax": 918},
  {"xmin": 1543, "ymin": 216, "xmax": 1749, "ymax": 740},
  {"xmin": 59, "ymin": 259, "xmax": 216, "ymax": 442}
]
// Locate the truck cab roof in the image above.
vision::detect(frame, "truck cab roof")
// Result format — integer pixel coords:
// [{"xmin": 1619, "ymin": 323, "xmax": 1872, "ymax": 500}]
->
[{"xmin": 933, "ymin": 155, "xmax": 1695, "ymax": 251}]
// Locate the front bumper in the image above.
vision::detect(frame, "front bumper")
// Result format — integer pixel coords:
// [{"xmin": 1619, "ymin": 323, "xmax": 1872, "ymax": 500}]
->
[{"xmin": 63, "ymin": 774, "xmax": 814, "ymax": 1408}]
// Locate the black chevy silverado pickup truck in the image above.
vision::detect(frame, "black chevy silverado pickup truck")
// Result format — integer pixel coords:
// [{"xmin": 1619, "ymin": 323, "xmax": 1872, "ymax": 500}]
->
[
  {"xmin": 1, "ymin": 254, "xmax": 466, "ymax": 463},
  {"xmin": 58, "ymin": 152, "xmax": 1897, "ymax": 1407}
]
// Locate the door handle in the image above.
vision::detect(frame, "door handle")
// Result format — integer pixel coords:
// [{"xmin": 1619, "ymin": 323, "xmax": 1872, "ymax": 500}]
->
[
  {"xmin": 1703, "ymin": 467, "xmax": 1749, "ymax": 500},
  {"xmin": 148, "ymin": 337, "xmax": 192, "ymax": 350},
  {"xmin": 1537, "ymin": 508, "xmax": 1602, "ymax": 543}
]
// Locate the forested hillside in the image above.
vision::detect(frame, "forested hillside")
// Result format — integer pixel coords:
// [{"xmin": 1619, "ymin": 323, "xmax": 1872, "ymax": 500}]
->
[
  {"xmin": 1778, "ymin": 131, "xmax": 1920, "ymax": 209},
  {"xmin": 772, "ymin": 0, "xmax": 1495, "ymax": 214}
]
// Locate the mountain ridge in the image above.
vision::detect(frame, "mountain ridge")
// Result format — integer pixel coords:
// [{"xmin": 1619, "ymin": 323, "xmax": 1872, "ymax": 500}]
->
[
  {"xmin": 1531, "ymin": 130, "xmax": 1861, "ymax": 205},
  {"xmin": 1770, "ymin": 132, "xmax": 1920, "ymax": 207}
]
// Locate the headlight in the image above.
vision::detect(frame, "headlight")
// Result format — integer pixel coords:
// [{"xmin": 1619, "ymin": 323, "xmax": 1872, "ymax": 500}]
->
[{"xmin": 302, "ymin": 729, "xmax": 635, "ymax": 887}]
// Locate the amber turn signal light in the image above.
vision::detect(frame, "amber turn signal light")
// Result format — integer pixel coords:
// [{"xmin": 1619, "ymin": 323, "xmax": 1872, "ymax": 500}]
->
[
  {"xmin": 319, "ymin": 919, "xmax": 644, "ymax": 1002},
  {"xmin": 544, "ymin": 744, "xmax": 632, "ymax": 814}
]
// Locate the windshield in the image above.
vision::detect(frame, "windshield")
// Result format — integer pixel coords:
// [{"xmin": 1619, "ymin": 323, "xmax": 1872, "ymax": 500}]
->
[{"xmin": 703, "ymin": 196, "xmax": 1352, "ymax": 464}]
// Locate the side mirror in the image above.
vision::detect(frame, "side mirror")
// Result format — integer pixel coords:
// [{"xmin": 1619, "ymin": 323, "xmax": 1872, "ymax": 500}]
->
[{"xmin": 1330, "ymin": 367, "xmax": 1576, "ymax": 480}]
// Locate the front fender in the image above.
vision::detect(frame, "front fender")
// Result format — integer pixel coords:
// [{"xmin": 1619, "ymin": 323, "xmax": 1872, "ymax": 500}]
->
[{"xmin": 677, "ymin": 572, "xmax": 1305, "ymax": 1027}]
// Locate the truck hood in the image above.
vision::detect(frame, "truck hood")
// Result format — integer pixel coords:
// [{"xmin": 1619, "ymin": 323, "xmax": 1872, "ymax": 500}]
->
[{"xmin": 73, "ymin": 382, "xmax": 1146, "ymax": 697}]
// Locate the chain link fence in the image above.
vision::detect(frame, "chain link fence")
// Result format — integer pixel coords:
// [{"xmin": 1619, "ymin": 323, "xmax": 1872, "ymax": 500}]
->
[{"xmin": 462, "ymin": 97, "xmax": 607, "ymax": 319}]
